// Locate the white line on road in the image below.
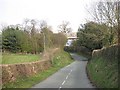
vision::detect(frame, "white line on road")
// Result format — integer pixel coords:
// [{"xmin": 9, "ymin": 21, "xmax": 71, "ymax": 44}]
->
[
  {"xmin": 69, "ymin": 72, "xmax": 71, "ymax": 75},
  {"xmin": 58, "ymin": 87, "xmax": 62, "ymax": 90},
  {"xmin": 59, "ymin": 87, "xmax": 62, "ymax": 88},
  {"xmin": 62, "ymin": 80, "xmax": 66, "ymax": 85},
  {"xmin": 66, "ymin": 75, "xmax": 69, "ymax": 80},
  {"xmin": 59, "ymin": 69, "xmax": 73, "ymax": 89},
  {"xmin": 68, "ymin": 69, "xmax": 72, "ymax": 75}
]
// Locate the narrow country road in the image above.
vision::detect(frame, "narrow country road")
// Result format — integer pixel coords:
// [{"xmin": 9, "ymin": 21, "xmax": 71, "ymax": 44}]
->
[{"xmin": 31, "ymin": 53, "xmax": 95, "ymax": 89}]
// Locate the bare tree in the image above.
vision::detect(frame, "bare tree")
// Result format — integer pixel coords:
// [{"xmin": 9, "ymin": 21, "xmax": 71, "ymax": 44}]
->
[
  {"xmin": 39, "ymin": 20, "xmax": 47, "ymax": 31},
  {"xmin": 23, "ymin": 19, "xmax": 38, "ymax": 35},
  {"xmin": 30, "ymin": 19, "xmax": 37, "ymax": 36},
  {"xmin": 88, "ymin": 0, "xmax": 118, "ymax": 25},
  {"xmin": 58, "ymin": 21, "xmax": 72, "ymax": 35},
  {"xmin": 22, "ymin": 18, "xmax": 32, "ymax": 34},
  {"xmin": 116, "ymin": 1, "xmax": 120, "ymax": 45},
  {"xmin": 87, "ymin": 0, "xmax": 120, "ymax": 45},
  {"xmin": 0, "ymin": 23, "xmax": 8, "ymax": 32}
]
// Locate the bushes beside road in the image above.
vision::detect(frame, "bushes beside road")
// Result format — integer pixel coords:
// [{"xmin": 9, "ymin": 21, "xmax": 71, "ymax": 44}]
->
[{"xmin": 87, "ymin": 44, "xmax": 118, "ymax": 88}]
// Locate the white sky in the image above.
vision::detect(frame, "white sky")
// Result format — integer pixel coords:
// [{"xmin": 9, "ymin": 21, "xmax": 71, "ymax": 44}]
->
[{"xmin": 0, "ymin": 0, "xmax": 97, "ymax": 33}]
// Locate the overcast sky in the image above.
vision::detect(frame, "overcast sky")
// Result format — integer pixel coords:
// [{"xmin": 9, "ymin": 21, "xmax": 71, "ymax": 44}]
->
[{"xmin": 0, "ymin": 0, "xmax": 97, "ymax": 33}]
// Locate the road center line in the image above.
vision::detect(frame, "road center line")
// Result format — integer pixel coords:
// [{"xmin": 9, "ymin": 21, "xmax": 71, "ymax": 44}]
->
[
  {"xmin": 66, "ymin": 75, "xmax": 69, "ymax": 79},
  {"xmin": 62, "ymin": 80, "xmax": 66, "ymax": 85},
  {"xmin": 59, "ymin": 69, "xmax": 73, "ymax": 89},
  {"xmin": 68, "ymin": 72, "xmax": 71, "ymax": 75},
  {"xmin": 68, "ymin": 69, "xmax": 72, "ymax": 75},
  {"xmin": 59, "ymin": 87, "xmax": 62, "ymax": 89},
  {"xmin": 58, "ymin": 86, "xmax": 62, "ymax": 90}
]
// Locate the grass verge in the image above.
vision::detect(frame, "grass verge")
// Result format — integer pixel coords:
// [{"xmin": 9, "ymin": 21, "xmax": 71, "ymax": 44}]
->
[
  {"xmin": 87, "ymin": 57, "xmax": 118, "ymax": 88},
  {"xmin": 2, "ymin": 49, "xmax": 73, "ymax": 88},
  {"xmin": 2, "ymin": 53, "xmax": 41, "ymax": 64}
]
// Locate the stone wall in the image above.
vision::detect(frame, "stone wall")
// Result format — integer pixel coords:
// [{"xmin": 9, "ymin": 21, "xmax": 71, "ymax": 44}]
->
[
  {"xmin": 1, "ymin": 48, "xmax": 59, "ymax": 85},
  {"xmin": 87, "ymin": 44, "xmax": 119, "ymax": 88},
  {"xmin": 92, "ymin": 44, "xmax": 118, "ymax": 61},
  {"xmin": 1, "ymin": 59, "xmax": 52, "ymax": 85}
]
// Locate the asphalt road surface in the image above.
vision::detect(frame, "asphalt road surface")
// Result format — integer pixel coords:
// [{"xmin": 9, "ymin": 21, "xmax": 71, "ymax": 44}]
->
[{"xmin": 31, "ymin": 53, "xmax": 95, "ymax": 89}]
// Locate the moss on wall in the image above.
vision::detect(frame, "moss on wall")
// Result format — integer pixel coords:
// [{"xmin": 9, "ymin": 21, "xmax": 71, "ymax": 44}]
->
[{"xmin": 87, "ymin": 44, "xmax": 118, "ymax": 88}]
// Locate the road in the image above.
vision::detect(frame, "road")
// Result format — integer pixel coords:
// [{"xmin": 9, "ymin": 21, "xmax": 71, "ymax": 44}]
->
[{"xmin": 31, "ymin": 53, "xmax": 95, "ymax": 89}]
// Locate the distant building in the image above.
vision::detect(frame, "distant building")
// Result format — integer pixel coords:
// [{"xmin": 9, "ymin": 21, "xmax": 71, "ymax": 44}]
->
[{"xmin": 65, "ymin": 32, "xmax": 77, "ymax": 47}]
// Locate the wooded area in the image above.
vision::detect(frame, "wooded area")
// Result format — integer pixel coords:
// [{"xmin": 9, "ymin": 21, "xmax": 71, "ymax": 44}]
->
[
  {"xmin": 2, "ymin": 19, "xmax": 67, "ymax": 53},
  {"xmin": 69, "ymin": 1, "xmax": 119, "ymax": 53}
]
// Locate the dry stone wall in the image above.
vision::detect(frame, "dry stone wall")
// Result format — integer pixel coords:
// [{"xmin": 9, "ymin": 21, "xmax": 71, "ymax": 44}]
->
[
  {"xmin": 1, "ymin": 48, "xmax": 58, "ymax": 85},
  {"xmin": 1, "ymin": 60, "xmax": 52, "ymax": 85},
  {"xmin": 92, "ymin": 44, "xmax": 118, "ymax": 61}
]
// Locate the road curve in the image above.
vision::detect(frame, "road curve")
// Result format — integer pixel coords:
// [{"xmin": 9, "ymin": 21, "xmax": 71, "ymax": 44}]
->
[{"xmin": 31, "ymin": 53, "xmax": 95, "ymax": 89}]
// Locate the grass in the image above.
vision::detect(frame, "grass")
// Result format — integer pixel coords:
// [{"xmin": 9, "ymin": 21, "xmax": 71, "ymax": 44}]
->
[
  {"xmin": 2, "ymin": 49, "xmax": 73, "ymax": 88},
  {"xmin": 2, "ymin": 67, "xmax": 59, "ymax": 89},
  {"xmin": 0, "ymin": 52, "xmax": 2, "ymax": 64},
  {"xmin": 87, "ymin": 57, "xmax": 118, "ymax": 88},
  {"xmin": 2, "ymin": 53, "xmax": 41, "ymax": 64}
]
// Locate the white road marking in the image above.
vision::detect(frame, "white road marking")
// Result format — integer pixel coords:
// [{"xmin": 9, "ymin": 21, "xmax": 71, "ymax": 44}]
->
[
  {"xmin": 62, "ymin": 80, "xmax": 66, "ymax": 85},
  {"xmin": 59, "ymin": 86, "xmax": 62, "ymax": 88},
  {"xmin": 68, "ymin": 72, "xmax": 71, "ymax": 75},
  {"xmin": 58, "ymin": 87, "xmax": 62, "ymax": 90},
  {"xmin": 66, "ymin": 75, "xmax": 69, "ymax": 79},
  {"xmin": 68, "ymin": 69, "xmax": 72, "ymax": 75},
  {"xmin": 59, "ymin": 69, "xmax": 73, "ymax": 88}
]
